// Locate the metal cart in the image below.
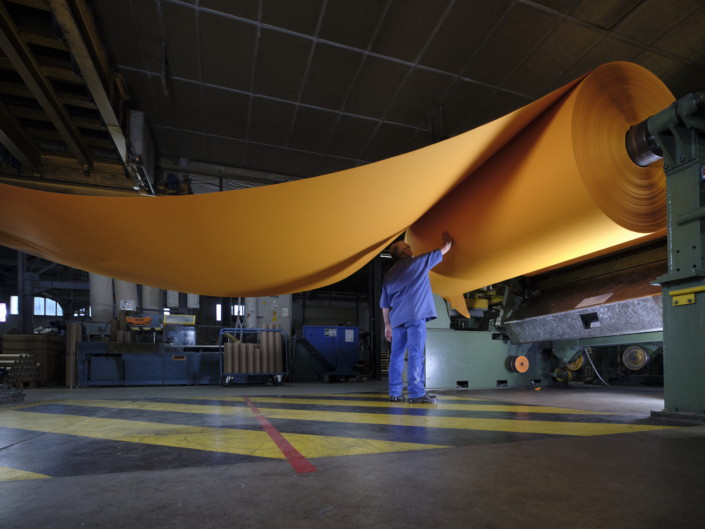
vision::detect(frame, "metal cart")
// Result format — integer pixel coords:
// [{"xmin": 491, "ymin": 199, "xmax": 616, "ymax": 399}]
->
[{"xmin": 218, "ymin": 327, "xmax": 289, "ymax": 386}]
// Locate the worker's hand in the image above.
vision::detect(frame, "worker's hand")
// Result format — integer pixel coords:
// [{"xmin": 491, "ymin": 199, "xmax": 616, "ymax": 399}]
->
[
  {"xmin": 439, "ymin": 230, "xmax": 453, "ymax": 255},
  {"xmin": 384, "ymin": 324, "xmax": 393, "ymax": 342}
]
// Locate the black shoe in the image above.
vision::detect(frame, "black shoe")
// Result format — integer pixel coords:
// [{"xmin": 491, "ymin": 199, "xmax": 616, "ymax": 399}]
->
[
  {"xmin": 408, "ymin": 394, "xmax": 438, "ymax": 404},
  {"xmin": 389, "ymin": 395, "xmax": 405, "ymax": 402}
]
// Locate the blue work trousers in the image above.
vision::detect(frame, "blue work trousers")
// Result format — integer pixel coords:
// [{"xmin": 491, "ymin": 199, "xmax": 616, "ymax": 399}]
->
[{"xmin": 389, "ymin": 319, "xmax": 427, "ymax": 399}]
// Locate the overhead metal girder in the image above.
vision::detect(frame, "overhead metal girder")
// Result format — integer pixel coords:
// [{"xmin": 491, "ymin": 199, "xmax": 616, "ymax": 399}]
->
[
  {"xmin": 47, "ymin": 0, "xmax": 127, "ymax": 164},
  {"xmin": 0, "ymin": 99, "xmax": 42, "ymax": 172},
  {"xmin": 0, "ymin": 1, "xmax": 94, "ymax": 169}
]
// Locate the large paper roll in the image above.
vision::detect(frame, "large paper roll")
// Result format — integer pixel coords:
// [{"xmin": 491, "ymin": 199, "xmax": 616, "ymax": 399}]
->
[{"xmin": 0, "ymin": 63, "xmax": 672, "ymax": 309}]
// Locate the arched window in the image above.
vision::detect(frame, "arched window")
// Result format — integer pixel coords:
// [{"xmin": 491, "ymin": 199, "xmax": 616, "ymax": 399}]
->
[{"xmin": 33, "ymin": 297, "xmax": 64, "ymax": 317}]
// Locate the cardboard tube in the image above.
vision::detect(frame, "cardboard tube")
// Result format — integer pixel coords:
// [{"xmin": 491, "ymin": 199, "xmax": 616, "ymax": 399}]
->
[
  {"xmin": 117, "ymin": 330, "xmax": 125, "ymax": 343},
  {"xmin": 260, "ymin": 324, "xmax": 269, "ymax": 373},
  {"xmin": 239, "ymin": 344, "xmax": 247, "ymax": 375},
  {"xmin": 246, "ymin": 343, "xmax": 254, "ymax": 374},
  {"xmin": 125, "ymin": 331, "xmax": 133, "ymax": 343},
  {"xmin": 267, "ymin": 325, "xmax": 275, "ymax": 373},
  {"xmin": 224, "ymin": 342, "xmax": 232, "ymax": 373},
  {"xmin": 274, "ymin": 323, "xmax": 283, "ymax": 373},
  {"xmin": 233, "ymin": 343, "xmax": 240, "ymax": 374},
  {"xmin": 254, "ymin": 346, "xmax": 261, "ymax": 374},
  {"xmin": 261, "ymin": 335, "xmax": 269, "ymax": 373},
  {"xmin": 66, "ymin": 323, "xmax": 76, "ymax": 354}
]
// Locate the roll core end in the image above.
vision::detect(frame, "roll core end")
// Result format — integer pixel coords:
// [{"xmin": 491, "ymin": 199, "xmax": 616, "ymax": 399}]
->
[{"xmin": 625, "ymin": 119, "xmax": 662, "ymax": 167}]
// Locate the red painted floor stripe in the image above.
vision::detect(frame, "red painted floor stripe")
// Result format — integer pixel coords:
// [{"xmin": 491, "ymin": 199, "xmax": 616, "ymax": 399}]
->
[{"xmin": 243, "ymin": 396, "xmax": 317, "ymax": 474}]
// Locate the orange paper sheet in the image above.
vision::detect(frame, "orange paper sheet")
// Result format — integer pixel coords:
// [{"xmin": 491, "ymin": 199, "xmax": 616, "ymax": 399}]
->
[{"xmin": 0, "ymin": 62, "xmax": 673, "ymax": 316}]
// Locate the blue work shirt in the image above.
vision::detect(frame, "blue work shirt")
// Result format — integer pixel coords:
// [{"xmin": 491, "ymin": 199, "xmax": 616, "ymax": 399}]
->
[{"xmin": 380, "ymin": 249, "xmax": 443, "ymax": 328}]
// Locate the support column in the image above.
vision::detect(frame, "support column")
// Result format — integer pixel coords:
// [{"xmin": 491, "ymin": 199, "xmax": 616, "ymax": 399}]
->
[
  {"xmin": 17, "ymin": 251, "xmax": 33, "ymax": 334},
  {"xmin": 660, "ymin": 134, "xmax": 705, "ymax": 415}
]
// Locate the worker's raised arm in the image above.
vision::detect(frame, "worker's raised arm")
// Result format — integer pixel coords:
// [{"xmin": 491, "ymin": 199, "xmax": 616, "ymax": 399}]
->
[{"xmin": 439, "ymin": 230, "xmax": 453, "ymax": 256}]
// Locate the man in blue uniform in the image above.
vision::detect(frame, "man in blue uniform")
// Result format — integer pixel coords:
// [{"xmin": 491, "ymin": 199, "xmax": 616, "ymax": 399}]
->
[{"xmin": 380, "ymin": 231, "xmax": 453, "ymax": 403}]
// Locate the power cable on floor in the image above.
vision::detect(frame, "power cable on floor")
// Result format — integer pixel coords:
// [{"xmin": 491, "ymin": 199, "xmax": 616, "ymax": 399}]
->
[{"xmin": 583, "ymin": 347, "xmax": 611, "ymax": 387}]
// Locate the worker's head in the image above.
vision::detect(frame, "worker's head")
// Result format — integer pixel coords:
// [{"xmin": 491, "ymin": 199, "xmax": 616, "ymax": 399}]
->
[{"xmin": 389, "ymin": 241, "xmax": 413, "ymax": 262}]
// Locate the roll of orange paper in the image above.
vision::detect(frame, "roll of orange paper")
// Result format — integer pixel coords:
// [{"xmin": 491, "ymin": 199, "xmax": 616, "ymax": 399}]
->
[{"xmin": 0, "ymin": 63, "xmax": 672, "ymax": 311}]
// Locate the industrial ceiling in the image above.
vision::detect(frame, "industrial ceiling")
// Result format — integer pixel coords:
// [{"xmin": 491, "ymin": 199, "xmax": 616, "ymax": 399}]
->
[
  {"xmin": 0, "ymin": 0, "xmax": 703, "ymax": 183},
  {"xmin": 86, "ymin": 0, "xmax": 705, "ymax": 179}
]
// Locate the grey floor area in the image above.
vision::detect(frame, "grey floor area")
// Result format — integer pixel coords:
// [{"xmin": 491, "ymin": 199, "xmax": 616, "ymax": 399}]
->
[{"xmin": 1, "ymin": 383, "xmax": 704, "ymax": 528}]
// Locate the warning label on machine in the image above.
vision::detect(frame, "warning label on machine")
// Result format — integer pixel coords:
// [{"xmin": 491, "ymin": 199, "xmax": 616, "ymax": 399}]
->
[
  {"xmin": 345, "ymin": 329, "xmax": 354, "ymax": 342},
  {"xmin": 324, "ymin": 328, "xmax": 337, "ymax": 337}
]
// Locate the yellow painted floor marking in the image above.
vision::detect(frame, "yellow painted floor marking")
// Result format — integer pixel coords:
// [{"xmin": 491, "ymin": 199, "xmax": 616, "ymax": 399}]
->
[
  {"xmin": 281, "ymin": 433, "xmax": 446, "ymax": 458},
  {"xmin": 253, "ymin": 407, "xmax": 677, "ymax": 437},
  {"xmin": 0, "ymin": 411, "xmax": 448, "ymax": 458},
  {"xmin": 319, "ymin": 393, "xmax": 485, "ymax": 401},
  {"xmin": 0, "ymin": 465, "xmax": 51, "ymax": 482},
  {"xmin": 0, "ymin": 411, "xmax": 284, "ymax": 459},
  {"xmin": 175, "ymin": 395, "xmax": 612, "ymax": 415},
  {"xmin": 56, "ymin": 399, "xmax": 256, "ymax": 418}
]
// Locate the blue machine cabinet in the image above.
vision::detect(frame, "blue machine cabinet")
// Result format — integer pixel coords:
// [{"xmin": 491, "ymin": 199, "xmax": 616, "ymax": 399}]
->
[
  {"xmin": 301, "ymin": 325, "xmax": 360, "ymax": 381},
  {"xmin": 77, "ymin": 343, "xmax": 221, "ymax": 386}
]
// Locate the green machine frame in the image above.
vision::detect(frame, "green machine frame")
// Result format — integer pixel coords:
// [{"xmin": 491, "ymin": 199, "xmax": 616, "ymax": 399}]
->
[{"xmin": 626, "ymin": 92, "xmax": 705, "ymax": 416}]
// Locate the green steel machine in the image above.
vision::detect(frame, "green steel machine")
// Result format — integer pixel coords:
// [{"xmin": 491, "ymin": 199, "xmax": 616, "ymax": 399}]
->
[{"xmin": 625, "ymin": 92, "xmax": 705, "ymax": 419}]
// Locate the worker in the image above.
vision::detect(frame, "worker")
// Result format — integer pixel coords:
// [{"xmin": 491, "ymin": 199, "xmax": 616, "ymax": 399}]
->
[{"xmin": 381, "ymin": 231, "xmax": 454, "ymax": 403}]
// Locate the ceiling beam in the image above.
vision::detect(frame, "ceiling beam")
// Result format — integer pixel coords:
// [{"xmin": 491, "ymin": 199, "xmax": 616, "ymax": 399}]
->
[
  {"xmin": 0, "ymin": 56, "xmax": 85, "ymax": 85},
  {"xmin": 47, "ymin": 0, "xmax": 143, "ymax": 190},
  {"xmin": 3, "ymin": 0, "xmax": 50, "ymax": 11},
  {"xmin": 0, "ymin": 80, "xmax": 96, "ymax": 109},
  {"xmin": 9, "ymin": 106, "xmax": 105, "ymax": 131},
  {"xmin": 21, "ymin": 31, "xmax": 69, "ymax": 51},
  {"xmin": 0, "ymin": 1, "xmax": 94, "ymax": 169},
  {"xmin": 0, "ymin": 98, "xmax": 42, "ymax": 172},
  {"xmin": 157, "ymin": 157, "xmax": 302, "ymax": 186}
]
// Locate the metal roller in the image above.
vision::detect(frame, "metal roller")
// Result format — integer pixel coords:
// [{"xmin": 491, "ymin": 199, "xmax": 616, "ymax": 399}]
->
[
  {"xmin": 504, "ymin": 356, "xmax": 529, "ymax": 373},
  {"xmin": 554, "ymin": 368, "xmax": 574, "ymax": 384},
  {"xmin": 566, "ymin": 355, "xmax": 584, "ymax": 371},
  {"xmin": 623, "ymin": 346, "xmax": 650, "ymax": 371}
]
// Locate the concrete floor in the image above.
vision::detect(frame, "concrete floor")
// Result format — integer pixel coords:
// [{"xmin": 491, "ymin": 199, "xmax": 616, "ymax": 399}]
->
[{"xmin": 0, "ymin": 382, "xmax": 703, "ymax": 528}]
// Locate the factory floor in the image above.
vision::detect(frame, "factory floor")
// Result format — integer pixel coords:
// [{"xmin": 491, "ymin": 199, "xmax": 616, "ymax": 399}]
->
[{"xmin": 0, "ymin": 383, "xmax": 703, "ymax": 528}]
